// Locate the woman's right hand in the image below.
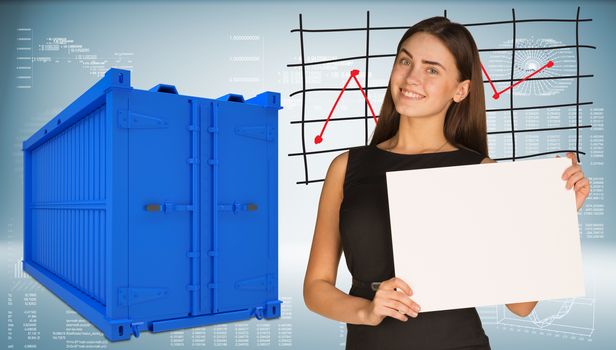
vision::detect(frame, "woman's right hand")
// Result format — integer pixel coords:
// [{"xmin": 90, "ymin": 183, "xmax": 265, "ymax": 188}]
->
[{"xmin": 360, "ymin": 277, "xmax": 421, "ymax": 326}]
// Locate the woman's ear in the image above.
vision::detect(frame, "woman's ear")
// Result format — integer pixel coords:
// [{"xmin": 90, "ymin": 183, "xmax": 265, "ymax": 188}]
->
[{"xmin": 453, "ymin": 80, "xmax": 471, "ymax": 103}]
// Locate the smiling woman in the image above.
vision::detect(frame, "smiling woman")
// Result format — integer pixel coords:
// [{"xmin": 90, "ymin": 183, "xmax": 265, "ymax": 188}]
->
[
  {"xmin": 303, "ymin": 16, "xmax": 590, "ymax": 350},
  {"xmin": 373, "ymin": 19, "xmax": 487, "ymax": 156}
]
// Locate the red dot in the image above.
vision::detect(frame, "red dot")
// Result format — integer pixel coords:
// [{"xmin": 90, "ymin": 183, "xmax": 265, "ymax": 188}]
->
[
  {"xmin": 492, "ymin": 93, "xmax": 500, "ymax": 100},
  {"xmin": 350, "ymin": 69, "xmax": 360, "ymax": 77},
  {"xmin": 314, "ymin": 135, "xmax": 323, "ymax": 144},
  {"xmin": 547, "ymin": 60, "xmax": 554, "ymax": 68}
]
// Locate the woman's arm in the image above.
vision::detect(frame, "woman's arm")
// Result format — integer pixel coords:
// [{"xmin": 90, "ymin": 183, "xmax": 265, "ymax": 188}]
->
[
  {"xmin": 505, "ymin": 301, "xmax": 538, "ymax": 317},
  {"xmin": 303, "ymin": 152, "xmax": 372, "ymax": 324},
  {"xmin": 303, "ymin": 152, "xmax": 419, "ymax": 325}
]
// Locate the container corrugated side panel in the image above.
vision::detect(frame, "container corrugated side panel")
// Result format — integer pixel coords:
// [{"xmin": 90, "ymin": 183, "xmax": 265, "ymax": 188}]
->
[{"xmin": 29, "ymin": 105, "xmax": 107, "ymax": 305}]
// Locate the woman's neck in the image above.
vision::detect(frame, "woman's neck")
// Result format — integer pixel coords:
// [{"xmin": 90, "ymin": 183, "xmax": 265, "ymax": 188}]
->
[{"xmin": 383, "ymin": 113, "xmax": 454, "ymax": 153}]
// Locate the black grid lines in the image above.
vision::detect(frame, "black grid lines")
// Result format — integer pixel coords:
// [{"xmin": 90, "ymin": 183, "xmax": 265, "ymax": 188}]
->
[{"xmin": 288, "ymin": 8, "xmax": 595, "ymax": 185}]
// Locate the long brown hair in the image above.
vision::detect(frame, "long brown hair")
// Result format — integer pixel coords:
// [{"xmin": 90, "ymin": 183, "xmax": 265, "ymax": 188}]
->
[{"xmin": 370, "ymin": 16, "xmax": 488, "ymax": 156}]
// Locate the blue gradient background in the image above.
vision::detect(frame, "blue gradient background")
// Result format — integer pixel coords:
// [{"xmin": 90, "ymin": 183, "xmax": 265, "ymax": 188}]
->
[{"xmin": 1, "ymin": 1, "xmax": 614, "ymax": 349}]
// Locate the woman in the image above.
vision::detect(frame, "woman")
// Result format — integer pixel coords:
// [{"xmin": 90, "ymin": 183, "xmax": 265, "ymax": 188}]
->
[{"xmin": 303, "ymin": 16, "xmax": 590, "ymax": 350}]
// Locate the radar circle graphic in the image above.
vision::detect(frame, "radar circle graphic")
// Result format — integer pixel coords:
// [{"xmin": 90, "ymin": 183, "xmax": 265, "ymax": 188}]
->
[{"xmin": 488, "ymin": 37, "xmax": 575, "ymax": 97}]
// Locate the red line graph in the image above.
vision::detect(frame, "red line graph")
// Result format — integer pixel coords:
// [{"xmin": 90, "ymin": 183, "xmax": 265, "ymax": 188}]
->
[
  {"xmin": 315, "ymin": 62, "xmax": 555, "ymax": 144},
  {"xmin": 314, "ymin": 69, "xmax": 378, "ymax": 144},
  {"xmin": 481, "ymin": 60, "xmax": 554, "ymax": 100}
]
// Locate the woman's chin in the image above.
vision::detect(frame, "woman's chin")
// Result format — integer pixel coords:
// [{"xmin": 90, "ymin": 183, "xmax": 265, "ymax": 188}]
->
[{"xmin": 396, "ymin": 108, "xmax": 433, "ymax": 119}]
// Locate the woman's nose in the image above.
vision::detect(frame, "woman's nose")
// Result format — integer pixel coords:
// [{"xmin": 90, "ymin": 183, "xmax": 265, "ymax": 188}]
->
[{"xmin": 405, "ymin": 65, "xmax": 422, "ymax": 85}]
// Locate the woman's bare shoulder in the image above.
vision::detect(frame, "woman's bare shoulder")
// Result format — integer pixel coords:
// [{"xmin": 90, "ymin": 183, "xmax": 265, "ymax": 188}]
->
[
  {"xmin": 316, "ymin": 151, "xmax": 349, "ymax": 213},
  {"xmin": 481, "ymin": 157, "xmax": 496, "ymax": 164},
  {"xmin": 325, "ymin": 151, "xmax": 349, "ymax": 185}
]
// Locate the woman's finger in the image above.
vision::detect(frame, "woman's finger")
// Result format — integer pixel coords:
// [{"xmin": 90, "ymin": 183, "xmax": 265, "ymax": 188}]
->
[
  {"xmin": 381, "ymin": 299, "xmax": 417, "ymax": 317},
  {"xmin": 574, "ymin": 177, "xmax": 590, "ymax": 192},
  {"xmin": 378, "ymin": 285, "xmax": 419, "ymax": 309},
  {"xmin": 566, "ymin": 171, "xmax": 585, "ymax": 190},
  {"xmin": 561, "ymin": 164, "xmax": 581, "ymax": 181},
  {"xmin": 374, "ymin": 288, "xmax": 421, "ymax": 314},
  {"xmin": 391, "ymin": 290, "xmax": 420, "ymax": 312},
  {"xmin": 379, "ymin": 277, "xmax": 413, "ymax": 296},
  {"xmin": 375, "ymin": 305, "xmax": 409, "ymax": 322}
]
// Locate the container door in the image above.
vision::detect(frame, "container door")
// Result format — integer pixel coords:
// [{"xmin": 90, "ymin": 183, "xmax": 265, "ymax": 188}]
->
[
  {"xmin": 207, "ymin": 101, "xmax": 276, "ymax": 314},
  {"xmin": 125, "ymin": 90, "xmax": 192, "ymax": 320}
]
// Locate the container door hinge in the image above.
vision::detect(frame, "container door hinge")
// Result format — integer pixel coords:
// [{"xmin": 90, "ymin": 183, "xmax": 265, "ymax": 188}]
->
[
  {"xmin": 234, "ymin": 126, "xmax": 275, "ymax": 142},
  {"xmin": 218, "ymin": 201, "xmax": 258, "ymax": 214},
  {"xmin": 118, "ymin": 110, "xmax": 168, "ymax": 129},
  {"xmin": 144, "ymin": 202, "xmax": 194, "ymax": 213},
  {"xmin": 118, "ymin": 287, "xmax": 168, "ymax": 306}
]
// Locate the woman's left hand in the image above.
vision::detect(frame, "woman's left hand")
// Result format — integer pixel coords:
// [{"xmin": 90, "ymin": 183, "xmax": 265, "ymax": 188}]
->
[{"xmin": 558, "ymin": 152, "xmax": 590, "ymax": 211}]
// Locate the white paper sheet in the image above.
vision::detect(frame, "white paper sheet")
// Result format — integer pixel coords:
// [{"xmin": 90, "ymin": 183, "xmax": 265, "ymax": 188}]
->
[{"xmin": 386, "ymin": 157, "xmax": 585, "ymax": 313}]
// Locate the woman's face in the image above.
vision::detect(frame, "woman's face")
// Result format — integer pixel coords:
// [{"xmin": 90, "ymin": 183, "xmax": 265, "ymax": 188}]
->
[{"xmin": 390, "ymin": 32, "xmax": 470, "ymax": 119}]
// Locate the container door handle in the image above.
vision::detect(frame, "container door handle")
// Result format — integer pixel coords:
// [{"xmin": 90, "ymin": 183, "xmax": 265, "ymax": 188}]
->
[
  {"xmin": 145, "ymin": 202, "xmax": 193, "ymax": 213},
  {"xmin": 218, "ymin": 201, "xmax": 258, "ymax": 215}
]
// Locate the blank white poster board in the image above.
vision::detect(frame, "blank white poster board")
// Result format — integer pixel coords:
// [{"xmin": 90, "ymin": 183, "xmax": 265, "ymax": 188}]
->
[{"xmin": 386, "ymin": 158, "xmax": 585, "ymax": 313}]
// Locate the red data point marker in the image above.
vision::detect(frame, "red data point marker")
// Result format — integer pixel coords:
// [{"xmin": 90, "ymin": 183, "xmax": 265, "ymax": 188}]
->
[
  {"xmin": 314, "ymin": 135, "xmax": 323, "ymax": 144},
  {"xmin": 547, "ymin": 60, "xmax": 554, "ymax": 68},
  {"xmin": 350, "ymin": 69, "xmax": 359, "ymax": 77}
]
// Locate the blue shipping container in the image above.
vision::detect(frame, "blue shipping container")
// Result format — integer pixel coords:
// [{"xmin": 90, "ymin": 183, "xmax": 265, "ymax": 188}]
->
[{"xmin": 22, "ymin": 68, "xmax": 282, "ymax": 341}]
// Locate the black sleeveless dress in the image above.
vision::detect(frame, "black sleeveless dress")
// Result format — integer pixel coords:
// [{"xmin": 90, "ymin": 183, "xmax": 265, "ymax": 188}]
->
[{"xmin": 339, "ymin": 144, "xmax": 491, "ymax": 350}]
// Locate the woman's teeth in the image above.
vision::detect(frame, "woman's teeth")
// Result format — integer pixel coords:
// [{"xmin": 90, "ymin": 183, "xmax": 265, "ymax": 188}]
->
[{"xmin": 402, "ymin": 90, "xmax": 425, "ymax": 100}]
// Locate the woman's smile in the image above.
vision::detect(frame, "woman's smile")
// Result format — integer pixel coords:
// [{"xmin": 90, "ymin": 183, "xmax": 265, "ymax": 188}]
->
[{"xmin": 400, "ymin": 88, "xmax": 426, "ymax": 101}]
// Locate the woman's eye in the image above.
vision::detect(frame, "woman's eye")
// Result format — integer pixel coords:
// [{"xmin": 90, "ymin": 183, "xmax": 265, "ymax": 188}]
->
[
  {"xmin": 427, "ymin": 67, "xmax": 438, "ymax": 75},
  {"xmin": 400, "ymin": 58, "xmax": 411, "ymax": 66}
]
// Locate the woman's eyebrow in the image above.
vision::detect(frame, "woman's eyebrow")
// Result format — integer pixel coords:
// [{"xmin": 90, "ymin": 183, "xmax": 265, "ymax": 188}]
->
[{"xmin": 400, "ymin": 48, "xmax": 447, "ymax": 71}]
